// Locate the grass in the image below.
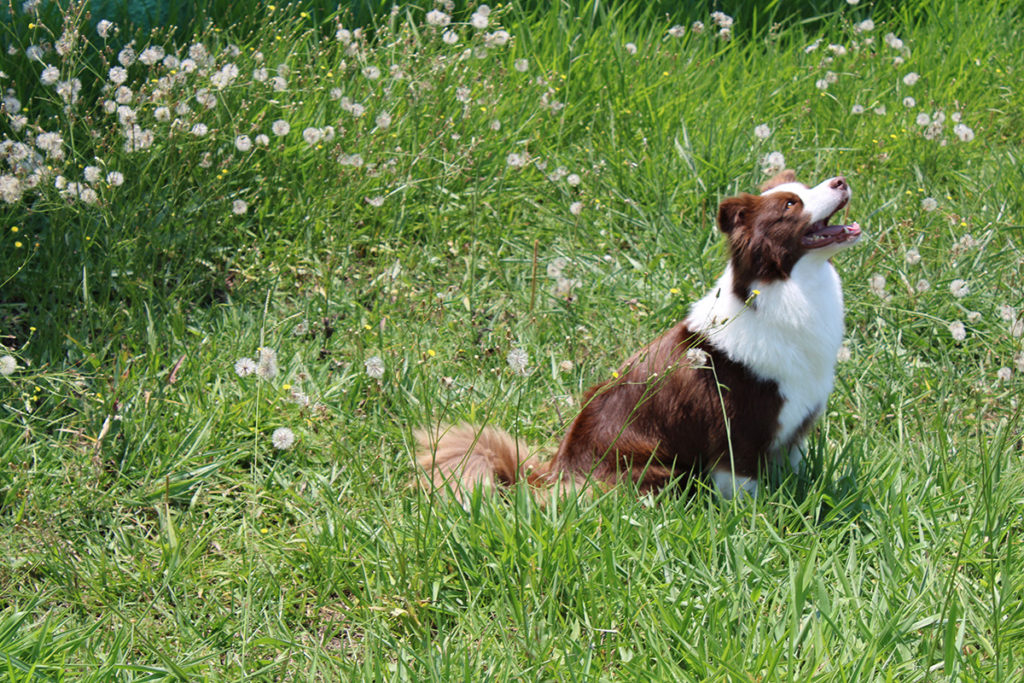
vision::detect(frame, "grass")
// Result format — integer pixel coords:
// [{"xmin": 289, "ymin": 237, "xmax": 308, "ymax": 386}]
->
[{"xmin": 1, "ymin": 0, "xmax": 1023, "ymax": 679}]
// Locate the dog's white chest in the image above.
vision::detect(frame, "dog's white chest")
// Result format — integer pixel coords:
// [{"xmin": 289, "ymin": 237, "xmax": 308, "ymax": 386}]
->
[{"xmin": 686, "ymin": 257, "xmax": 845, "ymax": 448}]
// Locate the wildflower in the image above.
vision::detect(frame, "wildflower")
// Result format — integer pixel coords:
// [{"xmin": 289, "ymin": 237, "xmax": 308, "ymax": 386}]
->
[
  {"xmin": 691, "ymin": 21, "xmax": 705, "ymax": 34},
  {"xmin": 804, "ymin": 39, "xmax": 821, "ymax": 54},
  {"xmin": 903, "ymin": 97, "xmax": 916, "ymax": 108},
  {"xmin": 256, "ymin": 347, "xmax": 278, "ymax": 379},
  {"xmin": 97, "ymin": 19, "xmax": 115, "ymax": 38},
  {"xmin": 442, "ymin": 30, "xmax": 459, "ymax": 45},
  {"xmin": 869, "ymin": 273, "xmax": 887, "ymax": 297},
  {"xmin": 56, "ymin": 78, "xmax": 82, "ymax": 104},
  {"xmin": 363, "ymin": 65, "xmax": 381, "ymax": 80},
  {"xmin": 997, "ymin": 367, "xmax": 1012, "ymax": 382},
  {"xmin": 949, "ymin": 279, "xmax": 969, "ymax": 298},
  {"xmin": 718, "ymin": 28, "xmax": 731, "ymax": 41},
  {"xmin": 0, "ymin": 355, "xmax": 18, "ymax": 376},
  {"xmin": 270, "ymin": 76, "xmax": 287, "ymax": 91},
  {"xmin": 255, "ymin": 134, "xmax": 270, "ymax": 146},
  {"xmin": 953, "ymin": 123, "xmax": 974, "ymax": 142},
  {"xmin": 211, "ymin": 63, "xmax": 239, "ymax": 89},
  {"xmin": 855, "ymin": 19, "xmax": 875, "ymax": 32},
  {"xmin": 570, "ymin": 201, "xmax": 583, "ymax": 216},
  {"xmin": 921, "ymin": 197, "xmax": 937, "ymax": 211},
  {"xmin": 235, "ymin": 135, "xmax": 253, "ymax": 152},
  {"xmin": 851, "ymin": 104, "xmax": 865, "ymax": 114},
  {"xmin": 153, "ymin": 106, "xmax": 170, "ymax": 122},
  {"xmin": 374, "ymin": 112, "xmax": 392, "ymax": 130},
  {"xmin": 902, "ymin": 72, "xmax": 920, "ymax": 86},
  {"xmin": 35, "ymin": 131, "xmax": 64, "ymax": 160},
  {"xmin": 948, "ymin": 321, "xmax": 966, "ymax": 342},
  {"xmin": 191, "ymin": 123, "xmax": 209, "ymax": 137},
  {"xmin": 559, "ymin": 360, "xmax": 574, "ymax": 373},
  {"xmin": 471, "ymin": 12, "xmax": 488, "ymax": 29},
  {"xmin": 271, "ymin": 427, "xmax": 296, "ymax": 450},
  {"xmin": 234, "ymin": 357, "xmax": 256, "ymax": 376},
  {"xmin": 83, "ymin": 166, "xmax": 102, "ymax": 183},
  {"xmin": 232, "ymin": 199, "xmax": 248, "ymax": 215},
  {"xmin": 106, "ymin": 171, "xmax": 124, "ymax": 186},
  {"xmin": 425, "ymin": 9, "xmax": 450, "ymax": 26},
  {"xmin": 514, "ymin": 58, "xmax": 529, "ymax": 72},
  {"xmin": 272, "ymin": 119, "xmax": 290, "ymax": 136},
  {"xmin": 507, "ymin": 348, "xmax": 529, "ymax": 375},
  {"xmin": 365, "ymin": 355, "xmax": 385, "ymax": 379},
  {"xmin": 915, "ymin": 113, "xmax": 930, "ymax": 126},
  {"xmin": 754, "ymin": 124, "xmax": 771, "ymax": 140},
  {"xmin": 668, "ymin": 25, "xmax": 686, "ymax": 38},
  {"xmin": 625, "ymin": 43, "xmax": 638, "ymax": 55},
  {"xmin": 905, "ymin": 248, "xmax": 921, "ymax": 265}
]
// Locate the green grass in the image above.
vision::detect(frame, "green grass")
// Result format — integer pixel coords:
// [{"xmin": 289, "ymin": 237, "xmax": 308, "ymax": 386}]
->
[{"xmin": 2, "ymin": 0, "xmax": 1023, "ymax": 679}]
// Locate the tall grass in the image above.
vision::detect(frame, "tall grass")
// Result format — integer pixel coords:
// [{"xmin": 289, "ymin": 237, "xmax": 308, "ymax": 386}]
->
[{"xmin": 1, "ymin": 0, "xmax": 1022, "ymax": 679}]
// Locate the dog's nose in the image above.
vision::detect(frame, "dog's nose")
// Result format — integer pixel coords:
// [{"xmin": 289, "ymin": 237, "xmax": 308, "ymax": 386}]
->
[{"xmin": 830, "ymin": 176, "xmax": 848, "ymax": 191}]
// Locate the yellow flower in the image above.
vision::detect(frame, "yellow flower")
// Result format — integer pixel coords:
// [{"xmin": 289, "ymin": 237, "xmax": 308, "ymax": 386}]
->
[
  {"xmin": 14, "ymin": 241, "xmax": 23, "ymax": 248},
  {"xmin": 670, "ymin": 288, "xmax": 680, "ymax": 295},
  {"xmin": 10, "ymin": 226, "xmax": 18, "ymax": 233},
  {"xmin": 751, "ymin": 289, "xmax": 761, "ymax": 296},
  {"xmin": 427, "ymin": 349, "xmax": 436, "ymax": 357}
]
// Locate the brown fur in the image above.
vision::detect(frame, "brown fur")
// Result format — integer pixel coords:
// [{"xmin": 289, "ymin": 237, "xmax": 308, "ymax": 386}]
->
[{"xmin": 415, "ymin": 171, "xmax": 826, "ymax": 500}]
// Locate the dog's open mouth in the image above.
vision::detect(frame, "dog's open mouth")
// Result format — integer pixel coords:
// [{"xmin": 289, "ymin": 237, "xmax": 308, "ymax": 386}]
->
[{"xmin": 803, "ymin": 219, "xmax": 861, "ymax": 249}]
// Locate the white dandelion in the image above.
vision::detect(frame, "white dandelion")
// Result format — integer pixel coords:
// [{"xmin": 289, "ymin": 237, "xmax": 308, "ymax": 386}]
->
[{"xmin": 271, "ymin": 427, "xmax": 296, "ymax": 450}]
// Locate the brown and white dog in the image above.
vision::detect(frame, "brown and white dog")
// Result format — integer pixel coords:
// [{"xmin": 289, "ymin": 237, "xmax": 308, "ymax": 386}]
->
[{"xmin": 417, "ymin": 171, "xmax": 860, "ymax": 500}]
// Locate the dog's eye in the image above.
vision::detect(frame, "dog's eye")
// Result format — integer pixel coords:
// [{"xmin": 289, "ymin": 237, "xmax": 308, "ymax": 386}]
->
[{"xmin": 785, "ymin": 199, "xmax": 798, "ymax": 208}]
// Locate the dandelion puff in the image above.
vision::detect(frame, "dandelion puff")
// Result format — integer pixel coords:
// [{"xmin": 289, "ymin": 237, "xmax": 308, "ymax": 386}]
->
[
  {"xmin": 426, "ymin": 9, "xmax": 450, "ymax": 26},
  {"xmin": 915, "ymin": 112, "xmax": 931, "ymax": 126},
  {"xmin": 514, "ymin": 58, "xmax": 529, "ymax": 72},
  {"xmin": 0, "ymin": 175, "xmax": 22, "ymax": 204},
  {"xmin": 118, "ymin": 46, "xmax": 136, "ymax": 67},
  {"xmin": 1011, "ymin": 319, "xmax": 1024, "ymax": 338},
  {"xmin": 84, "ymin": 166, "xmax": 102, "ymax": 183},
  {"xmin": 874, "ymin": 105, "xmax": 887, "ymax": 115},
  {"xmin": 691, "ymin": 21, "xmax": 705, "ymax": 34},
  {"xmin": 271, "ymin": 427, "xmax": 296, "ymax": 450},
  {"xmin": 471, "ymin": 12, "xmax": 488, "ymax": 29},
  {"xmin": 570, "ymin": 201, "xmax": 583, "ymax": 216},
  {"xmin": 905, "ymin": 248, "xmax": 921, "ymax": 265},
  {"xmin": 686, "ymin": 348, "xmax": 710, "ymax": 368},
  {"xmin": 625, "ymin": 42, "xmax": 638, "ymax": 55},
  {"xmin": 1015, "ymin": 351, "xmax": 1024, "ymax": 372},
  {"xmin": 902, "ymin": 72, "xmax": 920, "ymax": 86},
  {"xmin": 836, "ymin": 344, "xmax": 852, "ymax": 362},
  {"xmin": 869, "ymin": 273, "xmax": 887, "ymax": 297},
  {"xmin": 40, "ymin": 64, "xmax": 60, "ymax": 86},
  {"xmin": 302, "ymin": 127, "xmax": 323, "ymax": 145},
  {"xmin": 851, "ymin": 104, "xmax": 865, "ymax": 114},
  {"xmin": 97, "ymin": 19, "xmax": 115, "ymax": 38},
  {"xmin": 235, "ymin": 135, "xmax": 252, "ymax": 152},
  {"xmin": 0, "ymin": 355, "xmax": 18, "ymax": 376},
  {"xmin": 272, "ymin": 119, "xmax": 290, "ymax": 136},
  {"xmin": 364, "ymin": 355, "xmax": 385, "ymax": 379},
  {"xmin": 106, "ymin": 171, "xmax": 124, "ymax": 186},
  {"xmin": 442, "ymin": 30, "xmax": 459, "ymax": 45},
  {"xmin": 191, "ymin": 123, "xmax": 209, "ymax": 137},
  {"xmin": 234, "ymin": 357, "xmax": 256, "ymax": 377},
  {"xmin": 754, "ymin": 124, "xmax": 771, "ymax": 140},
  {"xmin": 366, "ymin": 196, "xmax": 385, "ymax": 207},
  {"xmin": 921, "ymin": 197, "xmax": 937, "ymax": 211},
  {"xmin": 996, "ymin": 367, "xmax": 1012, "ymax": 382},
  {"xmin": 884, "ymin": 33, "xmax": 904, "ymax": 50},
  {"xmin": 916, "ymin": 279, "xmax": 931, "ymax": 294},
  {"xmin": 559, "ymin": 360, "xmax": 574, "ymax": 373},
  {"xmin": 489, "ymin": 119, "xmax": 501, "ymax": 131},
  {"xmin": 547, "ymin": 257, "xmax": 568, "ymax": 279},
  {"xmin": 998, "ymin": 305, "xmax": 1016, "ymax": 322},
  {"xmin": 255, "ymin": 134, "xmax": 270, "ymax": 146},
  {"xmin": 507, "ymin": 348, "xmax": 528, "ymax": 375},
  {"xmin": 232, "ymin": 199, "xmax": 248, "ymax": 215},
  {"xmin": 256, "ymin": 347, "xmax": 278, "ymax": 379},
  {"xmin": 815, "ymin": 79, "xmax": 829, "ymax": 91},
  {"xmin": 949, "ymin": 279, "xmax": 969, "ymax": 298},
  {"xmin": 761, "ymin": 151, "xmax": 785, "ymax": 174},
  {"xmin": 903, "ymin": 96, "xmax": 916, "ymax": 108},
  {"xmin": 855, "ymin": 19, "xmax": 875, "ymax": 32},
  {"xmin": 948, "ymin": 320, "xmax": 966, "ymax": 342},
  {"xmin": 953, "ymin": 123, "xmax": 974, "ymax": 142}
]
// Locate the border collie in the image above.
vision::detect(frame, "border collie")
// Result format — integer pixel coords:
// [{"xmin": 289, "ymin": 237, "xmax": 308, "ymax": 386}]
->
[{"xmin": 417, "ymin": 170, "xmax": 860, "ymax": 500}]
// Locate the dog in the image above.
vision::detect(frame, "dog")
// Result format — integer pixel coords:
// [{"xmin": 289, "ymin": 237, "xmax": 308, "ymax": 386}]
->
[{"xmin": 417, "ymin": 170, "xmax": 860, "ymax": 500}]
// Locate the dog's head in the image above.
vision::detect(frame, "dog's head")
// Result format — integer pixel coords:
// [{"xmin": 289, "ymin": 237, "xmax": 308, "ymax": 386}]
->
[{"xmin": 716, "ymin": 170, "xmax": 860, "ymax": 286}]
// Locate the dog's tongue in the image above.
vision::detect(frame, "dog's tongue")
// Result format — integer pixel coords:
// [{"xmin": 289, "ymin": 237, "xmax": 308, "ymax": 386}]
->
[{"xmin": 802, "ymin": 221, "xmax": 861, "ymax": 248}]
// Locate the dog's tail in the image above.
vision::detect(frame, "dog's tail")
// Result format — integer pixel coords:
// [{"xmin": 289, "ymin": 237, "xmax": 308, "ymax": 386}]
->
[{"xmin": 415, "ymin": 423, "xmax": 584, "ymax": 501}]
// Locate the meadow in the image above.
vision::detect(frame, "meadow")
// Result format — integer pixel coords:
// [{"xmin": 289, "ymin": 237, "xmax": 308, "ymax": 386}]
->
[{"xmin": 1, "ymin": 0, "xmax": 1023, "ymax": 679}]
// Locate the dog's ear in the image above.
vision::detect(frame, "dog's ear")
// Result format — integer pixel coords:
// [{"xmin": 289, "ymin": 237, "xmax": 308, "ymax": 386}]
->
[
  {"xmin": 759, "ymin": 169, "xmax": 797, "ymax": 192},
  {"xmin": 717, "ymin": 194, "xmax": 753, "ymax": 234}
]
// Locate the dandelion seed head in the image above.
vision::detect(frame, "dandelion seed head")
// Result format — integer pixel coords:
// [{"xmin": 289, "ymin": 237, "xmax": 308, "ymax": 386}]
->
[
  {"xmin": 234, "ymin": 357, "xmax": 256, "ymax": 376},
  {"xmin": 364, "ymin": 355, "xmax": 385, "ymax": 379},
  {"xmin": 949, "ymin": 279, "xmax": 969, "ymax": 298},
  {"xmin": 507, "ymin": 348, "xmax": 528, "ymax": 375},
  {"xmin": 271, "ymin": 427, "xmax": 295, "ymax": 450},
  {"xmin": 948, "ymin": 320, "xmax": 966, "ymax": 341},
  {"xmin": 921, "ymin": 197, "xmax": 938, "ymax": 211},
  {"xmin": 905, "ymin": 248, "xmax": 921, "ymax": 265},
  {"xmin": 754, "ymin": 124, "xmax": 771, "ymax": 140}
]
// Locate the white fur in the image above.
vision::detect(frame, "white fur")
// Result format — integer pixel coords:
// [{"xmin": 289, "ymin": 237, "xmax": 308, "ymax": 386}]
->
[
  {"xmin": 711, "ymin": 469, "xmax": 758, "ymax": 499},
  {"xmin": 762, "ymin": 177, "xmax": 849, "ymax": 226},
  {"xmin": 687, "ymin": 258, "xmax": 845, "ymax": 450}
]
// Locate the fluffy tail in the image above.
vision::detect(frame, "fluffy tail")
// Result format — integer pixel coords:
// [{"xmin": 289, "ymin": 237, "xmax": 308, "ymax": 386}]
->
[{"xmin": 416, "ymin": 423, "xmax": 580, "ymax": 500}]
